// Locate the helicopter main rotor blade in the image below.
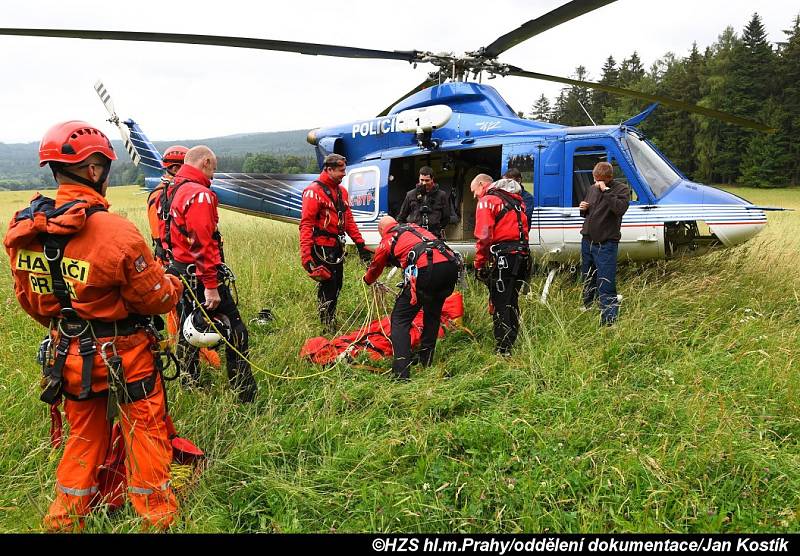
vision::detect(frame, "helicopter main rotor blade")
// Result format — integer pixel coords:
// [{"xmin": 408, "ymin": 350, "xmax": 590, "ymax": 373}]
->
[
  {"xmin": 377, "ymin": 77, "xmax": 438, "ymax": 117},
  {"xmin": 0, "ymin": 28, "xmax": 420, "ymax": 62},
  {"xmin": 482, "ymin": 0, "xmax": 617, "ymax": 58},
  {"xmin": 507, "ymin": 68, "xmax": 773, "ymax": 132}
]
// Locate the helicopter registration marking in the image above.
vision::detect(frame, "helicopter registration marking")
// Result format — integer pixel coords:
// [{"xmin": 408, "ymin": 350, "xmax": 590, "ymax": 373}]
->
[
  {"xmin": 476, "ymin": 121, "xmax": 501, "ymax": 132},
  {"xmin": 352, "ymin": 117, "xmax": 398, "ymax": 138}
]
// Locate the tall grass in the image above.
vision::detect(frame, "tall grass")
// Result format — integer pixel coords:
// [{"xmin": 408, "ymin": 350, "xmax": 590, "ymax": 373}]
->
[{"xmin": 0, "ymin": 186, "xmax": 798, "ymax": 532}]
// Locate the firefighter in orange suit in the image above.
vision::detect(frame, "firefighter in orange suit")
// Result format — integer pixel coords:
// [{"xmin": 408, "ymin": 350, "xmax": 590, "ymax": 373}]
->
[
  {"xmin": 147, "ymin": 145, "xmax": 188, "ymax": 262},
  {"xmin": 4, "ymin": 121, "xmax": 183, "ymax": 530}
]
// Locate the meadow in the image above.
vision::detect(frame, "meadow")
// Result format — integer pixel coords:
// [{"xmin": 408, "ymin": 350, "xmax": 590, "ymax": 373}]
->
[{"xmin": 0, "ymin": 185, "xmax": 798, "ymax": 532}]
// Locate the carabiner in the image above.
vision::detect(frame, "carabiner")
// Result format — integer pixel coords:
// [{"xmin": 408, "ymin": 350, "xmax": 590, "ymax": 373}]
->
[{"xmin": 99, "ymin": 341, "xmax": 118, "ymax": 366}]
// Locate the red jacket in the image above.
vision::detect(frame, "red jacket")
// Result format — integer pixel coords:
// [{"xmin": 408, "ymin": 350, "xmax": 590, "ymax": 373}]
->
[
  {"xmin": 158, "ymin": 165, "xmax": 222, "ymax": 289},
  {"xmin": 299, "ymin": 172, "xmax": 365, "ymax": 267},
  {"xmin": 474, "ymin": 188, "xmax": 529, "ymax": 269},
  {"xmin": 364, "ymin": 223, "xmax": 450, "ymax": 284}
]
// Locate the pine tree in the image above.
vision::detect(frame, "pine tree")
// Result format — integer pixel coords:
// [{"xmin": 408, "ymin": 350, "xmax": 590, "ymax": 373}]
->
[
  {"xmin": 528, "ymin": 94, "xmax": 552, "ymax": 122},
  {"xmin": 602, "ymin": 52, "xmax": 651, "ymax": 125},
  {"xmin": 734, "ymin": 13, "xmax": 780, "ymax": 183},
  {"xmin": 591, "ymin": 56, "xmax": 619, "ymax": 123},
  {"xmin": 618, "ymin": 52, "xmax": 645, "ymax": 85},
  {"xmin": 561, "ymin": 66, "xmax": 594, "ymax": 125},
  {"xmin": 695, "ymin": 26, "xmax": 741, "ymax": 183},
  {"xmin": 739, "ymin": 98, "xmax": 791, "ymax": 186},
  {"xmin": 776, "ymin": 15, "xmax": 800, "ymax": 184},
  {"xmin": 646, "ymin": 47, "xmax": 704, "ymax": 178},
  {"xmin": 551, "ymin": 90, "xmax": 569, "ymax": 125}
]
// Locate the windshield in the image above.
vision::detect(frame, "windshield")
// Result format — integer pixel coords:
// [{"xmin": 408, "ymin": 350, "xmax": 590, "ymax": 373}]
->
[{"xmin": 623, "ymin": 132, "xmax": 681, "ymax": 198}]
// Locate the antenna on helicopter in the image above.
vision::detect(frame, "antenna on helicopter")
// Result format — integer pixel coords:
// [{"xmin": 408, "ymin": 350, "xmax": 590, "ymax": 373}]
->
[
  {"xmin": 93, "ymin": 80, "xmax": 141, "ymax": 166},
  {"xmin": 577, "ymin": 98, "xmax": 597, "ymax": 126}
]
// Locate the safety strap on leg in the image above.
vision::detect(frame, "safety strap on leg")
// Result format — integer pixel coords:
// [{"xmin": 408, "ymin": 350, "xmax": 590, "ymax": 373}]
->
[{"xmin": 77, "ymin": 335, "xmax": 97, "ymax": 400}]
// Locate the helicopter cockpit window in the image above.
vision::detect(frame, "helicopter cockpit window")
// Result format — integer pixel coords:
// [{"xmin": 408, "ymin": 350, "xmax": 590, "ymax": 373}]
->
[
  {"xmin": 573, "ymin": 146, "xmax": 638, "ymax": 205},
  {"xmin": 624, "ymin": 132, "xmax": 681, "ymax": 198}
]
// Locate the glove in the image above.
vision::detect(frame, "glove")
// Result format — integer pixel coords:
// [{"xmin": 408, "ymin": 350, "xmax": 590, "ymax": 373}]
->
[
  {"xmin": 474, "ymin": 266, "xmax": 491, "ymax": 285},
  {"xmin": 356, "ymin": 243, "xmax": 373, "ymax": 264}
]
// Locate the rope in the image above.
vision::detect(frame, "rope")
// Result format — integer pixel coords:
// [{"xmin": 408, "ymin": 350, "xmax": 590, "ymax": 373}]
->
[{"xmin": 179, "ymin": 275, "xmax": 336, "ymax": 380}]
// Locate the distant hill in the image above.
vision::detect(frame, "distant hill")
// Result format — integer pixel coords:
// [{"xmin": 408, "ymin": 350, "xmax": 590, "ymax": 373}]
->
[
  {"xmin": 144, "ymin": 129, "xmax": 314, "ymax": 158},
  {"xmin": 0, "ymin": 129, "xmax": 314, "ymax": 189}
]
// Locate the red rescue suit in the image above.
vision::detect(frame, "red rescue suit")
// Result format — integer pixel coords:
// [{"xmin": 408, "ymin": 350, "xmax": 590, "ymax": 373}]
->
[
  {"xmin": 363, "ymin": 223, "xmax": 460, "ymax": 379},
  {"xmin": 474, "ymin": 189, "xmax": 529, "ymax": 269},
  {"xmin": 158, "ymin": 164, "xmax": 222, "ymax": 289},
  {"xmin": 4, "ymin": 184, "xmax": 183, "ymax": 530},
  {"xmin": 299, "ymin": 171, "xmax": 365, "ymax": 268},
  {"xmin": 473, "ymin": 186, "xmax": 531, "ymax": 355},
  {"xmin": 364, "ymin": 223, "xmax": 452, "ymax": 285}
]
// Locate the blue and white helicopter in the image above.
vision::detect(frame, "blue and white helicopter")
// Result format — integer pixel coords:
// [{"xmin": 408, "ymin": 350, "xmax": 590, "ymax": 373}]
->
[{"xmin": 4, "ymin": 0, "xmax": 779, "ymax": 266}]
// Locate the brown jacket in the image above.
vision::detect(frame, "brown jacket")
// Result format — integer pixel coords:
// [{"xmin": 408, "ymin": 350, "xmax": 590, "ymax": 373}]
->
[{"xmin": 579, "ymin": 179, "xmax": 630, "ymax": 243}]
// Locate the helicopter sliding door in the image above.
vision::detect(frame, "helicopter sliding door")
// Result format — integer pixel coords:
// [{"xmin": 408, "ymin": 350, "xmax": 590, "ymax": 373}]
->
[{"xmin": 386, "ymin": 146, "xmax": 502, "ymax": 242}]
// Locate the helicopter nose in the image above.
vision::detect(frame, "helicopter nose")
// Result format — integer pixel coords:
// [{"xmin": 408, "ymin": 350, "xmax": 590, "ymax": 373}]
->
[{"xmin": 707, "ymin": 212, "xmax": 767, "ymax": 247}]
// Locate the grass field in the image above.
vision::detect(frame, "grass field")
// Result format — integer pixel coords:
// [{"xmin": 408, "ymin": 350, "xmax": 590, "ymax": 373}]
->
[{"xmin": 0, "ymin": 185, "xmax": 798, "ymax": 533}]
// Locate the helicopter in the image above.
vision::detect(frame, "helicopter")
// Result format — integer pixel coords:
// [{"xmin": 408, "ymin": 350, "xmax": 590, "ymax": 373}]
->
[{"xmin": 2, "ymin": 0, "xmax": 782, "ymax": 266}]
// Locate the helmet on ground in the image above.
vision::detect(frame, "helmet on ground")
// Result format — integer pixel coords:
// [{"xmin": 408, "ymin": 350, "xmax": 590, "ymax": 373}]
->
[
  {"xmin": 39, "ymin": 121, "xmax": 116, "ymax": 167},
  {"xmin": 162, "ymin": 145, "xmax": 189, "ymax": 168},
  {"xmin": 182, "ymin": 309, "xmax": 231, "ymax": 348}
]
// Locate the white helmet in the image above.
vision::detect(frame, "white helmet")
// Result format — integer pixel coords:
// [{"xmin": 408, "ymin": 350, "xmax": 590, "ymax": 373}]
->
[{"xmin": 182, "ymin": 309, "xmax": 230, "ymax": 348}]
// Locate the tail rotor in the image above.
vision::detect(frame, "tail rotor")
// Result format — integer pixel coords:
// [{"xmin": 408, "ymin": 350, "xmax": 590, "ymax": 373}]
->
[{"xmin": 94, "ymin": 80, "xmax": 141, "ymax": 166}]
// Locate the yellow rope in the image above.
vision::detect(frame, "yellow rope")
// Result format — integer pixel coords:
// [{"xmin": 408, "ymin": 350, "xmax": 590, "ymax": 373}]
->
[{"xmin": 179, "ymin": 275, "xmax": 336, "ymax": 380}]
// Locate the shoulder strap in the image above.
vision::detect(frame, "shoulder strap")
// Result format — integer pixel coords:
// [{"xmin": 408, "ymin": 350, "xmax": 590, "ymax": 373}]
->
[
  {"xmin": 388, "ymin": 224, "xmax": 425, "ymax": 258},
  {"xmin": 40, "ymin": 205, "xmax": 108, "ymax": 314},
  {"xmin": 486, "ymin": 189, "xmax": 525, "ymax": 243},
  {"xmin": 159, "ymin": 180, "xmax": 192, "ymax": 253},
  {"xmin": 389, "ymin": 224, "xmax": 457, "ymax": 267}
]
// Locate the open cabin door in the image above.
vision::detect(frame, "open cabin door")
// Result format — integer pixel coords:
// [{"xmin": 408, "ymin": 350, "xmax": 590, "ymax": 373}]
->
[{"xmin": 386, "ymin": 146, "xmax": 502, "ymax": 242}]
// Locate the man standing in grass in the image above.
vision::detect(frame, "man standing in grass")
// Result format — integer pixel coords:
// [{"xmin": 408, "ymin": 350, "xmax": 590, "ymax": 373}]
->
[
  {"xmin": 472, "ymin": 174, "xmax": 531, "ymax": 355},
  {"xmin": 363, "ymin": 216, "xmax": 460, "ymax": 380},
  {"xmin": 159, "ymin": 145, "xmax": 257, "ymax": 402},
  {"xmin": 578, "ymin": 161, "xmax": 630, "ymax": 325},
  {"xmin": 300, "ymin": 153, "xmax": 372, "ymax": 333},
  {"xmin": 4, "ymin": 120, "xmax": 183, "ymax": 530}
]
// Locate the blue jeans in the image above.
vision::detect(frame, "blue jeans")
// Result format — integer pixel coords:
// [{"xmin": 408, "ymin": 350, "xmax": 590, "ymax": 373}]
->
[{"xmin": 581, "ymin": 238, "xmax": 619, "ymax": 325}]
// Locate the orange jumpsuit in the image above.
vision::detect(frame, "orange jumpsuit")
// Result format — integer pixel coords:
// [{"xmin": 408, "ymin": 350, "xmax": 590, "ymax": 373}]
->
[
  {"xmin": 4, "ymin": 184, "xmax": 183, "ymax": 530},
  {"xmin": 146, "ymin": 180, "xmax": 168, "ymax": 250}
]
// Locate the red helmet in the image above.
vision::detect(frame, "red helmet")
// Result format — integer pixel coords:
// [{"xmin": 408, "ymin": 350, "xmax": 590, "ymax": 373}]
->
[
  {"xmin": 39, "ymin": 120, "xmax": 116, "ymax": 167},
  {"xmin": 162, "ymin": 145, "xmax": 189, "ymax": 168}
]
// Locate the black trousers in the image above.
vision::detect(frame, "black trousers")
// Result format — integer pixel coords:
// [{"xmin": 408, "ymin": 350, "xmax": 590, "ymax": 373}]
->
[
  {"xmin": 313, "ymin": 246, "xmax": 344, "ymax": 329},
  {"xmin": 176, "ymin": 276, "xmax": 257, "ymax": 403},
  {"xmin": 487, "ymin": 252, "xmax": 531, "ymax": 354},
  {"xmin": 390, "ymin": 261, "xmax": 459, "ymax": 379}
]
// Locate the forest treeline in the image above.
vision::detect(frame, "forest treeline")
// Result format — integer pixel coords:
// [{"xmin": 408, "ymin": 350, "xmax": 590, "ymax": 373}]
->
[{"xmin": 528, "ymin": 13, "xmax": 800, "ymax": 187}]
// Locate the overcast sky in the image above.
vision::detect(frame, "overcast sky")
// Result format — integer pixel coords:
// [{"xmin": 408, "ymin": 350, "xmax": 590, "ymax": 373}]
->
[{"xmin": 1, "ymin": 0, "xmax": 797, "ymax": 144}]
